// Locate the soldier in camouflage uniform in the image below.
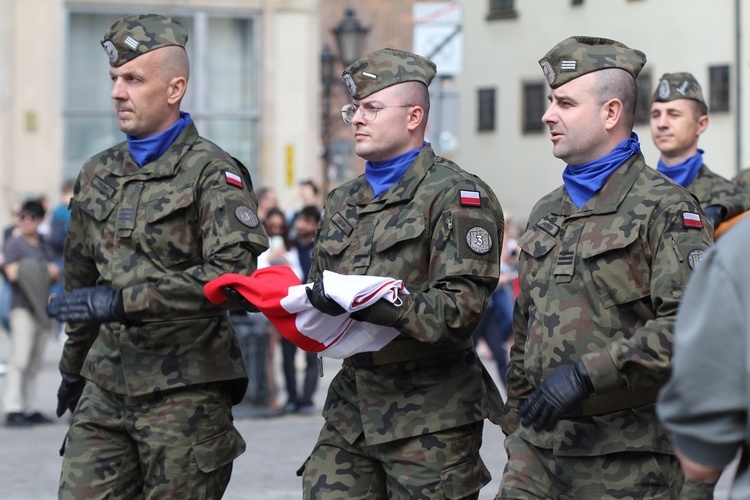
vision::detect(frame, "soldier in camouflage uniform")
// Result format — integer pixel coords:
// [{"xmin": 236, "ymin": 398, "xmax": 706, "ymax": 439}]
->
[
  {"xmin": 297, "ymin": 48, "xmax": 505, "ymax": 499},
  {"xmin": 733, "ymin": 168, "xmax": 750, "ymax": 191},
  {"xmin": 498, "ymin": 37, "xmax": 714, "ymax": 498},
  {"xmin": 650, "ymin": 72, "xmax": 750, "ymax": 230},
  {"xmin": 45, "ymin": 14, "xmax": 268, "ymax": 499}
]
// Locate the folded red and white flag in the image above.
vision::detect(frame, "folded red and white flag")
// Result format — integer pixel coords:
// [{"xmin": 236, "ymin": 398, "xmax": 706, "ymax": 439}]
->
[{"xmin": 204, "ymin": 266, "xmax": 407, "ymax": 359}]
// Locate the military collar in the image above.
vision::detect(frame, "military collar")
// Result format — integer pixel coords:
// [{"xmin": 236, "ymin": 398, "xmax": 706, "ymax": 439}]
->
[
  {"xmin": 348, "ymin": 145, "xmax": 436, "ymax": 210},
  {"xmin": 553, "ymin": 153, "xmax": 647, "ymax": 216},
  {"xmin": 112, "ymin": 122, "xmax": 199, "ymax": 179}
]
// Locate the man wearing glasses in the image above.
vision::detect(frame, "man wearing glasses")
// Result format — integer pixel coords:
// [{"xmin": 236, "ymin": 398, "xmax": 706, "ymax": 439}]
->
[{"xmin": 297, "ymin": 48, "xmax": 505, "ymax": 499}]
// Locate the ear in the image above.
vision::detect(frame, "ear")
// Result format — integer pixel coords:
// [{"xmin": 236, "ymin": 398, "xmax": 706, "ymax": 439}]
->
[
  {"xmin": 406, "ymin": 105, "xmax": 425, "ymax": 132},
  {"xmin": 166, "ymin": 76, "xmax": 188, "ymax": 105},
  {"xmin": 696, "ymin": 114, "xmax": 709, "ymax": 136},
  {"xmin": 602, "ymin": 98, "xmax": 623, "ymax": 131}
]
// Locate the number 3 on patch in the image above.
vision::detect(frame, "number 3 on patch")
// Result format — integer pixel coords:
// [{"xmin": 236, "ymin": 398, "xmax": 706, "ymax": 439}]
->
[{"xmin": 465, "ymin": 227, "xmax": 492, "ymax": 255}]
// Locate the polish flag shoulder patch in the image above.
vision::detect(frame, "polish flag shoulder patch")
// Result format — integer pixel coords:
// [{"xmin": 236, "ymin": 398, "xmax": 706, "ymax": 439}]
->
[
  {"xmin": 460, "ymin": 190, "xmax": 481, "ymax": 207},
  {"xmin": 225, "ymin": 171, "xmax": 243, "ymax": 189},
  {"xmin": 682, "ymin": 211, "xmax": 703, "ymax": 229}
]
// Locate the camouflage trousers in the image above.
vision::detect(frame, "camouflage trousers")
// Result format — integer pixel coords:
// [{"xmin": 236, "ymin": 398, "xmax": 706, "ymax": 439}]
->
[
  {"xmin": 299, "ymin": 420, "xmax": 491, "ymax": 499},
  {"xmin": 59, "ymin": 380, "xmax": 246, "ymax": 499},
  {"xmin": 497, "ymin": 431, "xmax": 683, "ymax": 499}
]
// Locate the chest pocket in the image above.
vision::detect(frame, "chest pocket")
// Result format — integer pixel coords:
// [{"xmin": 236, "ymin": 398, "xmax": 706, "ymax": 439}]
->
[
  {"xmin": 518, "ymin": 229, "xmax": 557, "ymax": 288},
  {"xmin": 143, "ymin": 184, "xmax": 200, "ymax": 268},
  {"xmin": 316, "ymin": 222, "xmax": 352, "ymax": 274},
  {"xmin": 374, "ymin": 211, "xmax": 426, "ymax": 254},
  {"xmin": 579, "ymin": 225, "xmax": 650, "ymax": 309},
  {"xmin": 76, "ymin": 178, "xmax": 117, "ymax": 223}
]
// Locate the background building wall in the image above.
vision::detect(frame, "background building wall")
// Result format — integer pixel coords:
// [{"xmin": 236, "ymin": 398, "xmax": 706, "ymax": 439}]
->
[
  {"xmin": 1, "ymin": 0, "xmax": 746, "ymax": 232},
  {"xmin": 456, "ymin": 0, "xmax": 748, "ymax": 225},
  {"xmin": 0, "ymin": 0, "xmax": 320, "ymax": 230}
]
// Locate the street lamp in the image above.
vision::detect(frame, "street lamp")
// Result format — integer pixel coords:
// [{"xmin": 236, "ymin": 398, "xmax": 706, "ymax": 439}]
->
[
  {"xmin": 320, "ymin": 8, "xmax": 369, "ymax": 193},
  {"xmin": 332, "ymin": 7, "xmax": 370, "ymax": 66}
]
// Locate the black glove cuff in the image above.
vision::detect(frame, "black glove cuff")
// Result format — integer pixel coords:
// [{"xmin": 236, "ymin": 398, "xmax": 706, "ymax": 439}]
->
[
  {"xmin": 575, "ymin": 360, "xmax": 594, "ymax": 394},
  {"xmin": 59, "ymin": 369, "xmax": 84, "ymax": 384},
  {"xmin": 113, "ymin": 292, "xmax": 126, "ymax": 322},
  {"xmin": 704, "ymin": 205, "xmax": 726, "ymax": 228}
]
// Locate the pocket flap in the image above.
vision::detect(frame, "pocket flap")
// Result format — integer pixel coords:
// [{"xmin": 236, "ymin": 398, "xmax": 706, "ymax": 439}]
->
[
  {"xmin": 145, "ymin": 185, "xmax": 194, "ymax": 223},
  {"xmin": 518, "ymin": 227, "xmax": 557, "ymax": 259},
  {"xmin": 374, "ymin": 212, "xmax": 426, "ymax": 252},
  {"xmin": 439, "ymin": 457, "xmax": 491, "ymax": 499},
  {"xmin": 193, "ymin": 427, "xmax": 246, "ymax": 473},
  {"xmin": 579, "ymin": 224, "xmax": 641, "ymax": 258}
]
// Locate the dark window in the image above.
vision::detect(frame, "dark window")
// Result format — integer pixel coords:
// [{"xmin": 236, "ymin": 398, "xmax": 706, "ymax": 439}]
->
[
  {"xmin": 709, "ymin": 65, "xmax": 731, "ymax": 112},
  {"xmin": 635, "ymin": 70, "xmax": 652, "ymax": 125},
  {"xmin": 487, "ymin": 0, "xmax": 518, "ymax": 20},
  {"xmin": 478, "ymin": 88, "xmax": 496, "ymax": 132},
  {"xmin": 522, "ymin": 82, "xmax": 546, "ymax": 133}
]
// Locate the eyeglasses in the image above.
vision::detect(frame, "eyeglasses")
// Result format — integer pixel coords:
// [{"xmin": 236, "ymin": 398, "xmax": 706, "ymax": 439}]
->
[
  {"xmin": 19, "ymin": 213, "xmax": 40, "ymax": 221},
  {"xmin": 340, "ymin": 102, "xmax": 414, "ymax": 124}
]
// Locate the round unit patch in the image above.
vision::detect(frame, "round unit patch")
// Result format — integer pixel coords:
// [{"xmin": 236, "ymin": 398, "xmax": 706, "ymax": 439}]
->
[
  {"xmin": 102, "ymin": 41, "xmax": 118, "ymax": 64},
  {"xmin": 658, "ymin": 78, "xmax": 671, "ymax": 100},
  {"xmin": 235, "ymin": 205, "xmax": 259, "ymax": 228},
  {"xmin": 687, "ymin": 249, "xmax": 703, "ymax": 270},
  {"xmin": 344, "ymin": 74, "xmax": 357, "ymax": 97},
  {"xmin": 540, "ymin": 60, "xmax": 554, "ymax": 86},
  {"xmin": 466, "ymin": 227, "xmax": 492, "ymax": 255}
]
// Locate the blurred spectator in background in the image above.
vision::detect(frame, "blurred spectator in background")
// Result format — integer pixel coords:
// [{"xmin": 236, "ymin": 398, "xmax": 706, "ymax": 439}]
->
[
  {"xmin": 279, "ymin": 205, "xmax": 321, "ymax": 414},
  {"xmin": 2, "ymin": 199, "xmax": 60, "ymax": 426},
  {"xmin": 49, "ymin": 180, "xmax": 74, "ymax": 314},
  {"xmin": 473, "ymin": 226, "xmax": 517, "ymax": 389},
  {"xmin": 284, "ymin": 179, "xmax": 321, "ymax": 225},
  {"xmin": 257, "ymin": 186, "xmax": 279, "ymax": 222}
]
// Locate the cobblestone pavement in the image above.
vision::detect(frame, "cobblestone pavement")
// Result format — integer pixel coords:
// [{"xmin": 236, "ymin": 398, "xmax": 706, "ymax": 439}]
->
[{"xmin": 0, "ymin": 334, "xmax": 732, "ymax": 499}]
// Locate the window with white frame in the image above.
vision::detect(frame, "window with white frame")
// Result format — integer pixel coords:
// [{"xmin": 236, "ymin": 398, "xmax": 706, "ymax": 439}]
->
[{"xmin": 64, "ymin": 9, "xmax": 261, "ymax": 180}]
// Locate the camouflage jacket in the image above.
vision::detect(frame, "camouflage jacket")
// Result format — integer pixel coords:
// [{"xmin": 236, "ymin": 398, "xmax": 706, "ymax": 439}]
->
[
  {"xmin": 310, "ymin": 145, "xmax": 504, "ymax": 446},
  {"xmin": 688, "ymin": 164, "xmax": 750, "ymax": 221},
  {"xmin": 59, "ymin": 122, "xmax": 269, "ymax": 403},
  {"xmin": 502, "ymin": 153, "xmax": 713, "ymax": 456}
]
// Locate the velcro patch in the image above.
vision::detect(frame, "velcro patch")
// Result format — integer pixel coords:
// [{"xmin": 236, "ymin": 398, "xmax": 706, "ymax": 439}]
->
[
  {"xmin": 682, "ymin": 212, "xmax": 703, "ymax": 229},
  {"xmin": 235, "ymin": 205, "xmax": 259, "ymax": 228},
  {"xmin": 455, "ymin": 216, "xmax": 497, "ymax": 262},
  {"xmin": 459, "ymin": 190, "xmax": 481, "ymax": 207},
  {"xmin": 225, "ymin": 172, "xmax": 243, "ymax": 189}
]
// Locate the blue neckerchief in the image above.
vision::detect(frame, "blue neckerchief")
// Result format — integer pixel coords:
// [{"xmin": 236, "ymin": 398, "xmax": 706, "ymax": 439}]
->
[
  {"xmin": 562, "ymin": 133, "xmax": 641, "ymax": 208},
  {"xmin": 364, "ymin": 143, "xmax": 425, "ymax": 196},
  {"xmin": 657, "ymin": 150, "xmax": 704, "ymax": 187},
  {"xmin": 127, "ymin": 112, "xmax": 192, "ymax": 167}
]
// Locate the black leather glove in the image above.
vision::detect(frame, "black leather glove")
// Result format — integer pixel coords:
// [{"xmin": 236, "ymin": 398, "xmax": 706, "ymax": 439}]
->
[
  {"xmin": 520, "ymin": 360, "xmax": 594, "ymax": 431},
  {"xmin": 56, "ymin": 369, "xmax": 85, "ymax": 417},
  {"xmin": 305, "ymin": 280, "xmax": 346, "ymax": 316},
  {"xmin": 703, "ymin": 205, "xmax": 726, "ymax": 230},
  {"xmin": 222, "ymin": 286, "xmax": 259, "ymax": 313},
  {"xmin": 46, "ymin": 286, "xmax": 126, "ymax": 324}
]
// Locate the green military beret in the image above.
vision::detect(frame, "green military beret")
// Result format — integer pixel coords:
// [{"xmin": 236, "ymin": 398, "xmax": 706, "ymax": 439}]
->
[
  {"xmin": 342, "ymin": 48, "xmax": 437, "ymax": 100},
  {"xmin": 651, "ymin": 72, "xmax": 706, "ymax": 107},
  {"xmin": 539, "ymin": 36, "xmax": 646, "ymax": 89},
  {"xmin": 101, "ymin": 14, "xmax": 188, "ymax": 67}
]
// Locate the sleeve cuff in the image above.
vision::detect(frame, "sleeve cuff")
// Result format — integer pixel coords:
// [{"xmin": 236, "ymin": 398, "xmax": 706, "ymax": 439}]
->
[{"xmin": 672, "ymin": 433, "xmax": 739, "ymax": 468}]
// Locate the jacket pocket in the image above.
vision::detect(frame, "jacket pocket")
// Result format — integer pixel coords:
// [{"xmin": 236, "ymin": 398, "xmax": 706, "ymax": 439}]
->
[
  {"xmin": 192, "ymin": 427, "xmax": 246, "ymax": 473},
  {"xmin": 374, "ymin": 211, "xmax": 426, "ymax": 253},
  {"xmin": 439, "ymin": 456, "xmax": 491, "ymax": 499},
  {"xmin": 76, "ymin": 180, "xmax": 117, "ymax": 222},
  {"xmin": 580, "ymin": 224, "xmax": 650, "ymax": 308},
  {"xmin": 143, "ymin": 185, "xmax": 199, "ymax": 267}
]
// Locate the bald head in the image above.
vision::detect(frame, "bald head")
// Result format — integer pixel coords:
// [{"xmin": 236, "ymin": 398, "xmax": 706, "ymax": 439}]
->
[{"xmin": 155, "ymin": 45, "xmax": 190, "ymax": 83}]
